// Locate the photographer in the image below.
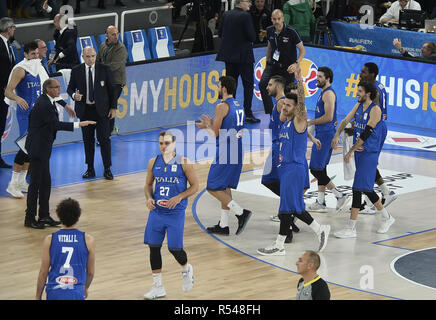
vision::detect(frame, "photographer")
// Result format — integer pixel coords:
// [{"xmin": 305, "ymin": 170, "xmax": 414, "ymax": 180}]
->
[{"xmin": 172, "ymin": 0, "xmax": 221, "ymax": 53}]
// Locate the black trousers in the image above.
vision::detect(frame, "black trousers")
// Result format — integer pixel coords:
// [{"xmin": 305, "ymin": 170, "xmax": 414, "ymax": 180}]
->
[
  {"xmin": 0, "ymin": 94, "xmax": 9, "ymax": 159},
  {"xmin": 259, "ymin": 64, "xmax": 295, "ymax": 114},
  {"xmin": 224, "ymin": 62, "xmax": 254, "ymax": 117},
  {"xmin": 109, "ymin": 84, "xmax": 123, "ymax": 133},
  {"xmin": 81, "ymin": 104, "xmax": 111, "ymax": 169},
  {"xmin": 26, "ymin": 157, "xmax": 51, "ymax": 220}
]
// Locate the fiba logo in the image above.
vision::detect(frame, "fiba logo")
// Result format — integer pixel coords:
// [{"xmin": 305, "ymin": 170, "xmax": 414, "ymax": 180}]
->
[
  {"xmin": 1, "ymin": 108, "xmax": 13, "ymax": 143},
  {"xmin": 252, "ymin": 57, "xmax": 319, "ymax": 100}
]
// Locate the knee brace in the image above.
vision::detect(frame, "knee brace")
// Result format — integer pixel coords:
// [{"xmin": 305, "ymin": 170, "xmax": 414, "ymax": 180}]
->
[
  {"xmin": 14, "ymin": 149, "xmax": 29, "ymax": 166},
  {"xmin": 278, "ymin": 213, "xmax": 292, "ymax": 236},
  {"xmin": 363, "ymin": 191, "xmax": 380, "ymax": 205},
  {"xmin": 352, "ymin": 190, "xmax": 362, "ymax": 209},
  {"xmin": 310, "ymin": 169, "xmax": 330, "ymax": 186},
  {"xmin": 295, "ymin": 211, "xmax": 314, "ymax": 226},
  {"xmin": 149, "ymin": 246, "xmax": 162, "ymax": 271},
  {"xmin": 169, "ymin": 248, "xmax": 187, "ymax": 266}
]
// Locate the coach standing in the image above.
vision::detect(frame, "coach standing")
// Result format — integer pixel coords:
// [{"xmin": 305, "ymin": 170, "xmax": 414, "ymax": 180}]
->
[
  {"xmin": 0, "ymin": 17, "xmax": 15, "ymax": 168},
  {"xmin": 216, "ymin": 0, "xmax": 260, "ymax": 123},
  {"xmin": 67, "ymin": 46, "xmax": 117, "ymax": 180}
]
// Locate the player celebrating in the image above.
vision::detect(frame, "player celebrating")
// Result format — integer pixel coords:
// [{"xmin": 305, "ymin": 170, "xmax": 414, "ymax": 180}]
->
[{"xmin": 143, "ymin": 130, "xmax": 199, "ymax": 299}]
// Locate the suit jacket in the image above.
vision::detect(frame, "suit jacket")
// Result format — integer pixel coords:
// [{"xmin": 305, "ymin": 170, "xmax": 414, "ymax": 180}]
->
[
  {"xmin": 216, "ymin": 7, "xmax": 256, "ymax": 64},
  {"xmin": 25, "ymin": 94, "xmax": 74, "ymax": 160},
  {"xmin": 0, "ymin": 38, "xmax": 15, "ymax": 94},
  {"xmin": 67, "ymin": 62, "xmax": 116, "ymax": 119},
  {"xmin": 53, "ymin": 26, "xmax": 79, "ymax": 69}
]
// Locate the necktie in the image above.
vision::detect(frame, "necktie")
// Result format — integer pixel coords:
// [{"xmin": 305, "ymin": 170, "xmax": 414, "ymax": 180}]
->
[
  {"xmin": 7, "ymin": 44, "xmax": 14, "ymax": 64},
  {"xmin": 88, "ymin": 66, "xmax": 95, "ymax": 102}
]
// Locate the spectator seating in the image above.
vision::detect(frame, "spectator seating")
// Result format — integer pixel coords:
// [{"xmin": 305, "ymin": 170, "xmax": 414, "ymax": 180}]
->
[
  {"xmin": 11, "ymin": 45, "xmax": 24, "ymax": 64},
  {"xmin": 123, "ymin": 29, "xmax": 152, "ymax": 62},
  {"xmin": 147, "ymin": 26, "xmax": 175, "ymax": 59},
  {"xmin": 46, "ymin": 40, "xmax": 57, "ymax": 73},
  {"xmin": 76, "ymin": 35, "xmax": 98, "ymax": 63}
]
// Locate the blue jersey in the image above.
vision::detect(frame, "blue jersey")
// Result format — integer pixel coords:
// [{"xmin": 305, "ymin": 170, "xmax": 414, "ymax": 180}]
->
[
  {"xmin": 279, "ymin": 118, "xmax": 307, "ymax": 166},
  {"xmin": 46, "ymin": 229, "xmax": 88, "ymax": 295},
  {"xmin": 353, "ymin": 102, "xmax": 384, "ymax": 153},
  {"xmin": 269, "ymin": 96, "xmax": 285, "ymax": 143},
  {"xmin": 152, "ymin": 154, "xmax": 187, "ymax": 213},
  {"xmin": 15, "ymin": 71, "xmax": 41, "ymax": 115},
  {"xmin": 314, "ymin": 87, "xmax": 337, "ymax": 133},
  {"xmin": 374, "ymin": 80, "xmax": 387, "ymax": 121}
]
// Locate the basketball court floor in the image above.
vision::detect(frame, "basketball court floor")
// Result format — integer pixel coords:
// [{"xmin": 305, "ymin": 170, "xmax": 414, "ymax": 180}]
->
[{"xmin": 0, "ymin": 112, "xmax": 435, "ymax": 300}]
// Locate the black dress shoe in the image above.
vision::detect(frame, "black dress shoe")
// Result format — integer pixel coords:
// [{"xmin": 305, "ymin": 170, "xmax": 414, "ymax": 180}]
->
[
  {"xmin": 0, "ymin": 159, "xmax": 12, "ymax": 169},
  {"xmin": 245, "ymin": 116, "xmax": 260, "ymax": 123},
  {"xmin": 82, "ymin": 169, "xmax": 96, "ymax": 179},
  {"xmin": 104, "ymin": 169, "xmax": 113, "ymax": 180},
  {"xmin": 38, "ymin": 216, "xmax": 61, "ymax": 227},
  {"xmin": 24, "ymin": 219, "xmax": 46, "ymax": 229}
]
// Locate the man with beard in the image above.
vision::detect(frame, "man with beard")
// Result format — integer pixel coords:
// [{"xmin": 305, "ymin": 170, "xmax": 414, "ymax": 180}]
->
[
  {"xmin": 196, "ymin": 76, "xmax": 252, "ymax": 236},
  {"xmin": 332, "ymin": 82, "xmax": 395, "ymax": 238},
  {"xmin": 306, "ymin": 67, "xmax": 349, "ymax": 214}
]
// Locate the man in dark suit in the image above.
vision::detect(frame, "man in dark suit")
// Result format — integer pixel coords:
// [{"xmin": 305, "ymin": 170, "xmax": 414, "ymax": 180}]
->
[
  {"xmin": 48, "ymin": 13, "xmax": 79, "ymax": 71},
  {"xmin": 0, "ymin": 17, "xmax": 15, "ymax": 168},
  {"xmin": 25, "ymin": 79, "xmax": 95, "ymax": 229},
  {"xmin": 67, "ymin": 46, "xmax": 117, "ymax": 180},
  {"xmin": 216, "ymin": 0, "xmax": 260, "ymax": 123}
]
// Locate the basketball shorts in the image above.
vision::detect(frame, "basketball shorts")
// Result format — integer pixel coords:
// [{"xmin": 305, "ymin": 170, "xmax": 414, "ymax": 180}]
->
[
  {"xmin": 46, "ymin": 287, "xmax": 85, "ymax": 300},
  {"xmin": 379, "ymin": 121, "xmax": 387, "ymax": 152},
  {"xmin": 352, "ymin": 151, "xmax": 380, "ymax": 192},
  {"xmin": 278, "ymin": 162, "xmax": 306, "ymax": 214},
  {"xmin": 207, "ymin": 162, "xmax": 243, "ymax": 191},
  {"xmin": 16, "ymin": 109, "xmax": 30, "ymax": 136},
  {"xmin": 261, "ymin": 141, "xmax": 279, "ymax": 184},
  {"xmin": 144, "ymin": 209, "xmax": 185, "ymax": 250},
  {"xmin": 304, "ymin": 160, "xmax": 310, "ymax": 190},
  {"xmin": 309, "ymin": 130, "xmax": 334, "ymax": 171}
]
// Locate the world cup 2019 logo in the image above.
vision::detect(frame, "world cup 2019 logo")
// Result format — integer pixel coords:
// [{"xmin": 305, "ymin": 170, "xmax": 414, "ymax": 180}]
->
[
  {"xmin": 253, "ymin": 57, "xmax": 319, "ymax": 100},
  {"xmin": 1, "ymin": 108, "xmax": 13, "ymax": 143}
]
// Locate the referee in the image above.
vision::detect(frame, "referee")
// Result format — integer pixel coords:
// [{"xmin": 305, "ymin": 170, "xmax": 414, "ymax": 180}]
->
[
  {"xmin": 295, "ymin": 250, "xmax": 330, "ymax": 300},
  {"xmin": 259, "ymin": 9, "xmax": 305, "ymax": 115}
]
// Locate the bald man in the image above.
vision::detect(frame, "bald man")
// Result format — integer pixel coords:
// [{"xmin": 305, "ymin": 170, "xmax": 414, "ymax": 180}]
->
[
  {"xmin": 67, "ymin": 46, "xmax": 117, "ymax": 180},
  {"xmin": 96, "ymin": 25, "xmax": 128, "ymax": 134}
]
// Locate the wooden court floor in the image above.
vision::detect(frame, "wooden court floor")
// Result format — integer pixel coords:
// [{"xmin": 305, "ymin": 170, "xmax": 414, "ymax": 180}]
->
[{"xmin": 0, "ymin": 146, "xmax": 435, "ymax": 300}]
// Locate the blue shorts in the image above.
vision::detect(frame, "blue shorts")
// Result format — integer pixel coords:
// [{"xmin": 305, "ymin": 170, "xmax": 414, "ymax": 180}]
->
[
  {"xmin": 353, "ymin": 151, "xmax": 380, "ymax": 192},
  {"xmin": 46, "ymin": 287, "xmax": 85, "ymax": 300},
  {"xmin": 379, "ymin": 121, "xmax": 387, "ymax": 152},
  {"xmin": 16, "ymin": 109, "xmax": 30, "ymax": 136},
  {"xmin": 261, "ymin": 141, "xmax": 279, "ymax": 184},
  {"xmin": 144, "ymin": 209, "xmax": 185, "ymax": 250},
  {"xmin": 309, "ymin": 130, "xmax": 334, "ymax": 170},
  {"xmin": 278, "ymin": 162, "xmax": 306, "ymax": 214},
  {"xmin": 303, "ymin": 160, "xmax": 310, "ymax": 190},
  {"xmin": 207, "ymin": 163, "xmax": 243, "ymax": 190}
]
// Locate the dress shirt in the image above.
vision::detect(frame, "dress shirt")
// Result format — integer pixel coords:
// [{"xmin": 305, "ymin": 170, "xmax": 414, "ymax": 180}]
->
[{"xmin": 379, "ymin": 1, "xmax": 422, "ymax": 23}]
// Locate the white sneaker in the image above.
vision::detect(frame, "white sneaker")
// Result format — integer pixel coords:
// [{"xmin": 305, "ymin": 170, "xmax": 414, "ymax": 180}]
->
[
  {"xmin": 359, "ymin": 205, "xmax": 376, "ymax": 215},
  {"xmin": 383, "ymin": 191, "xmax": 398, "ymax": 208},
  {"xmin": 335, "ymin": 195, "xmax": 350, "ymax": 214},
  {"xmin": 307, "ymin": 200, "xmax": 327, "ymax": 213},
  {"xmin": 181, "ymin": 264, "xmax": 194, "ymax": 292},
  {"xmin": 317, "ymin": 225, "xmax": 330, "ymax": 252},
  {"xmin": 377, "ymin": 215, "xmax": 395, "ymax": 234},
  {"xmin": 6, "ymin": 182, "xmax": 24, "ymax": 198},
  {"xmin": 257, "ymin": 242, "xmax": 285, "ymax": 256},
  {"xmin": 19, "ymin": 180, "xmax": 29, "ymax": 193},
  {"xmin": 144, "ymin": 284, "xmax": 166, "ymax": 299},
  {"xmin": 269, "ymin": 215, "xmax": 280, "ymax": 222},
  {"xmin": 334, "ymin": 227, "xmax": 357, "ymax": 239}
]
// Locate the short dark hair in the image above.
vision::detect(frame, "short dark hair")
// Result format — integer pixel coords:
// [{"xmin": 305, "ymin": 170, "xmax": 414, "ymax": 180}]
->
[
  {"xmin": 285, "ymin": 82, "xmax": 298, "ymax": 94},
  {"xmin": 358, "ymin": 81, "xmax": 377, "ymax": 101},
  {"xmin": 159, "ymin": 130, "xmax": 175, "ymax": 141},
  {"xmin": 219, "ymin": 76, "xmax": 236, "ymax": 96},
  {"xmin": 285, "ymin": 92, "xmax": 298, "ymax": 105},
  {"xmin": 42, "ymin": 79, "xmax": 53, "ymax": 94},
  {"xmin": 56, "ymin": 198, "xmax": 82, "ymax": 227},
  {"xmin": 318, "ymin": 66, "xmax": 334, "ymax": 83},
  {"xmin": 364, "ymin": 62, "xmax": 379, "ymax": 78},
  {"xmin": 23, "ymin": 40, "xmax": 39, "ymax": 54},
  {"xmin": 270, "ymin": 75, "xmax": 286, "ymax": 89}
]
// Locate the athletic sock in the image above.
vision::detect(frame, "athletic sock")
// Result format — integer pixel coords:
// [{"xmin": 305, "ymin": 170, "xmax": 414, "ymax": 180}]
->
[
  {"xmin": 152, "ymin": 273, "xmax": 162, "ymax": 287},
  {"xmin": 377, "ymin": 208, "xmax": 390, "ymax": 220},
  {"xmin": 379, "ymin": 183, "xmax": 390, "ymax": 197},
  {"xmin": 347, "ymin": 219, "xmax": 357, "ymax": 230},
  {"xmin": 309, "ymin": 220, "xmax": 321, "ymax": 234},
  {"xmin": 332, "ymin": 188, "xmax": 342, "ymax": 198},
  {"xmin": 19, "ymin": 170, "xmax": 28, "ymax": 185},
  {"xmin": 219, "ymin": 209, "xmax": 230, "ymax": 228},
  {"xmin": 275, "ymin": 234, "xmax": 286, "ymax": 247},
  {"xmin": 11, "ymin": 171, "xmax": 19, "ymax": 184},
  {"xmin": 228, "ymin": 200, "xmax": 243, "ymax": 216},
  {"xmin": 317, "ymin": 192, "xmax": 325, "ymax": 204},
  {"xmin": 181, "ymin": 264, "xmax": 189, "ymax": 273}
]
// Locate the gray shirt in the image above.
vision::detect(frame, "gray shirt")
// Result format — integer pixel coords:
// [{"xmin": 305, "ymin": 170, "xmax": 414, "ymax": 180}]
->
[{"xmin": 296, "ymin": 276, "xmax": 330, "ymax": 300}]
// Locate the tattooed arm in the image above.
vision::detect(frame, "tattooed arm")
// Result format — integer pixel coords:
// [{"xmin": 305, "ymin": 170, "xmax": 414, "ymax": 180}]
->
[{"xmin": 293, "ymin": 66, "xmax": 307, "ymax": 133}]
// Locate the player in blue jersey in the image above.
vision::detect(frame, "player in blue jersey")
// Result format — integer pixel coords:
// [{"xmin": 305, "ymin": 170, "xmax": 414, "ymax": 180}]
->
[
  {"xmin": 257, "ymin": 68, "xmax": 330, "ymax": 255},
  {"xmin": 36, "ymin": 198, "xmax": 95, "ymax": 300},
  {"xmin": 143, "ymin": 130, "xmax": 199, "ymax": 299},
  {"xmin": 332, "ymin": 82, "xmax": 395, "ymax": 238},
  {"xmin": 196, "ymin": 76, "xmax": 252, "ymax": 236},
  {"xmin": 307, "ymin": 67, "xmax": 349, "ymax": 214},
  {"xmin": 359, "ymin": 62, "xmax": 397, "ymax": 212}
]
